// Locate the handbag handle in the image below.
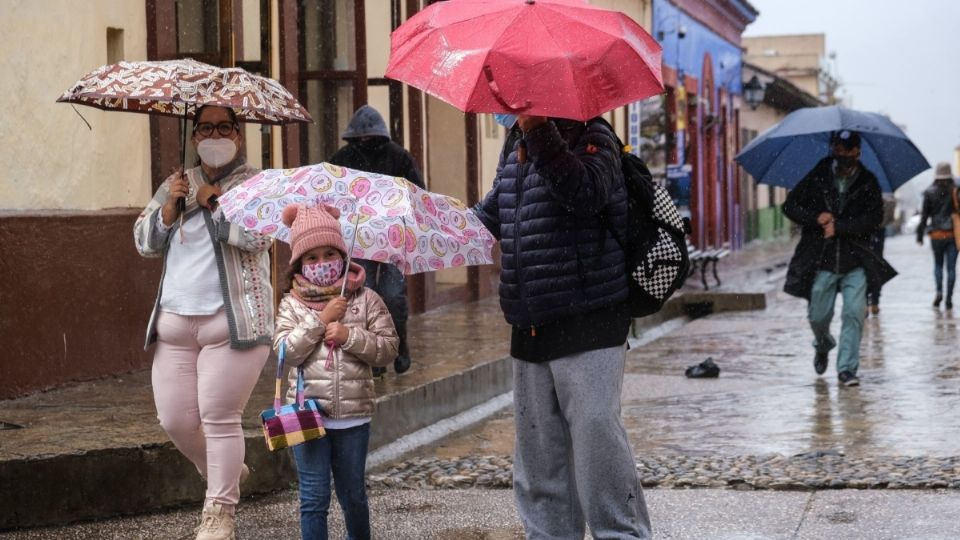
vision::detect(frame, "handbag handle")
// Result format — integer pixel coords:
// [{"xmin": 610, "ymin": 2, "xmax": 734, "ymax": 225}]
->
[{"xmin": 273, "ymin": 341, "xmax": 307, "ymax": 413}]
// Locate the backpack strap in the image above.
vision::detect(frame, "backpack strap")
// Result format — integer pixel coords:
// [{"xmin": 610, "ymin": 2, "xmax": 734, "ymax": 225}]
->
[{"xmin": 585, "ymin": 118, "xmax": 627, "ymax": 254}]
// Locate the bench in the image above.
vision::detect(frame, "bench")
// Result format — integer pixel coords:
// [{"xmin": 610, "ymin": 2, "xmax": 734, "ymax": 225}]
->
[{"xmin": 686, "ymin": 241, "xmax": 730, "ymax": 290}]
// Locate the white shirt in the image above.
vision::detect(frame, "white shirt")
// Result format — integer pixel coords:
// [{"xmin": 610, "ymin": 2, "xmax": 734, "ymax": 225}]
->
[{"xmin": 157, "ymin": 212, "xmax": 224, "ymax": 315}]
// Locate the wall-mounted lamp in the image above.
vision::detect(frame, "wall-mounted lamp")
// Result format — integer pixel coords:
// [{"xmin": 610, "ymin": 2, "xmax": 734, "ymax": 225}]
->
[
  {"xmin": 743, "ymin": 75, "xmax": 765, "ymax": 110},
  {"xmin": 657, "ymin": 24, "xmax": 687, "ymax": 41}
]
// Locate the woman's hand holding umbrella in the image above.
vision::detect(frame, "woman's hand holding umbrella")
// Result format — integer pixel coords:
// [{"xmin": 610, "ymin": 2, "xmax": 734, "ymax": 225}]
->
[
  {"xmin": 161, "ymin": 173, "xmax": 189, "ymax": 227},
  {"xmin": 196, "ymin": 183, "xmax": 223, "ymax": 211}
]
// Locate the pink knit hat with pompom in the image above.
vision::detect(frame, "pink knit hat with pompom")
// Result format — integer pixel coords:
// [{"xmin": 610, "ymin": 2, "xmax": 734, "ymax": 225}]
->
[{"xmin": 282, "ymin": 203, "xmax": 347, "ymax": 264}]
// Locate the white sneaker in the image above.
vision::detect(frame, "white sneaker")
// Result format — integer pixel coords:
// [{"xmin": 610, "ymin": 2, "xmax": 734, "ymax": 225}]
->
[{"xmin": 195, "ymin": 503, "xmax": 235, "ymax": 540}]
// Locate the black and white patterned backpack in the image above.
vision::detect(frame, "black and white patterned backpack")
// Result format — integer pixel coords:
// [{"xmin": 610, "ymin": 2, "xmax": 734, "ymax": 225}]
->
[{"xmin": 595, "ymin": 120, "xmax": 690, "ymax": 317}]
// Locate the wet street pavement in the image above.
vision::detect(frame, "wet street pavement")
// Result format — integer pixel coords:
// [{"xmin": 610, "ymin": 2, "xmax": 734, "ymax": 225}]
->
[
  {"xmin": 371, "ymin": 233, "xmax": 960, "ymax": 492},
  {"xmin": 5, "ymin": 234, "xmax": 960, "ymax": 539}
]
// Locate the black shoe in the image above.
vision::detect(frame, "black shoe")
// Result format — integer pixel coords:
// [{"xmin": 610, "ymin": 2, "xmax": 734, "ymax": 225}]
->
[
  {"xmin": 393, "ymin": 355, "xmax": 411, "ymax": 374},
  {"xmin": 372, "ymin": 366, "xmax": 387, "ymax": 377},
  {"xmin": 838, "ymin": 371, "xmax": 860, "ymax": 387},
  {"xmin": 685, "ymin": 358, "xmax": 720, "ymax": 378},
  {"xmin": 814, "ymin": 351, "xmax": 828, "ymax": 375},
  {"xmin": 947, "ymin": 299, "xmax": 954, "ymax": 310},
  {"xmin": 934, "ymin": 294, "xmax": 943, "ymax": 308}
]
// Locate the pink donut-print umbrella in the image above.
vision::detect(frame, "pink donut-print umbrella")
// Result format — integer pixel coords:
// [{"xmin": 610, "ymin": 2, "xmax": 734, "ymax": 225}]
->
[{"xmin": 218, "ymin": 162, "xmax": 496, "ymax": 274}]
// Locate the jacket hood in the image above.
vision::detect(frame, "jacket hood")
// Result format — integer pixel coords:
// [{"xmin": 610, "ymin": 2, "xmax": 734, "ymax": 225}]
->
[{"xmin": 342, "ymin": 105, "xmax": 390, "ymax": 140}]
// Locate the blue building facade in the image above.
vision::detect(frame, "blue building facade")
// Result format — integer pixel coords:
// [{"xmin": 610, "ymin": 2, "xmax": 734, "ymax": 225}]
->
[{"xmin": 645, "ymin": 0, "xmax": 757, "ymax": 250}]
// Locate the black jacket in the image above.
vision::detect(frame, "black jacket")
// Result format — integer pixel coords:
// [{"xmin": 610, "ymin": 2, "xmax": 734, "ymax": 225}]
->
[
  {"xmin": 474, "ymin": 119, "xmax": 630, "ymax": 362},
  {"xmin": 783, "ymin": 157, "xmax": 896, "ymax": 299},
  {"xmin": 917, "ymin": 180, "xmax": 956, "ymax": 242},
  {"xmin": 328, "ymin": 138, "xmax": 425, "ymax": 189}
]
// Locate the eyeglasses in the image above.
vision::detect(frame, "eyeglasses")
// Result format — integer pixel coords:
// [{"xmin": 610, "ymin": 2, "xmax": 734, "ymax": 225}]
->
[{"xmin": 194, "ymin": 122, "xmax": 238, "ymax": 138}]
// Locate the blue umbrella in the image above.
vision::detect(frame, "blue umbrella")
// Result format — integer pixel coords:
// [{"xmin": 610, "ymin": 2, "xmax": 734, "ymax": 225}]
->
[{"xmin": 735, "ymin": 106, "xmax": 930, "ymax": 192}]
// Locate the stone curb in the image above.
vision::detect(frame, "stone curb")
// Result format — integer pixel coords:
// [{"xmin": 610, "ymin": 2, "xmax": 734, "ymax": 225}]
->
[{"xmin": 368, "ymin": 454, "xmax": 960, "ymax": 492}]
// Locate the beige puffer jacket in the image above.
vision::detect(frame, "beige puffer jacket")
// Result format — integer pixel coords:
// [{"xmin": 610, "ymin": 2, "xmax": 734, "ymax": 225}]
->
[{"xmin": 273, "ymin": 288, "xmax": 398, "ymax": 420}]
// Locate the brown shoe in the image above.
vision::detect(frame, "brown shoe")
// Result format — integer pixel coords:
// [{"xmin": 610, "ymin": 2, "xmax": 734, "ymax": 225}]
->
[
  {"xmin": 869, "ymin": 304, "xmax": 880, "ymax": 316},
  {"xmin": 195, "ymin": 503, "xmax": 235, "ymax": 540}
]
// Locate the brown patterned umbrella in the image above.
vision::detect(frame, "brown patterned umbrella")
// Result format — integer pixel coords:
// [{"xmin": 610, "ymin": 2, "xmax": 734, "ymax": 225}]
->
[{"xmin": 57, "ymin": 58, "xmax": 312, "ymax": 124}]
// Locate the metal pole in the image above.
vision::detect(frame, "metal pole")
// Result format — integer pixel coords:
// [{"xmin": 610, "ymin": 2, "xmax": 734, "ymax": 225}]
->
[{"xmin": 340, "ymin": 209, "xmax": 362, "ymax": 297}]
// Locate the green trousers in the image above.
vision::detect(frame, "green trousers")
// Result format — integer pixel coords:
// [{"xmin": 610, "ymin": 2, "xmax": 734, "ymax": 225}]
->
[{"xmin": 808, "ymin": 268, "xmax": 867, "ymax": 374}]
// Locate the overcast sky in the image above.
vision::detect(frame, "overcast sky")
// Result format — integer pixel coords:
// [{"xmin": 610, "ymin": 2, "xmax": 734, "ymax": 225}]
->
[{"xmin": 744, "ymin": 0, "xmax": 960, "ymax": 200}]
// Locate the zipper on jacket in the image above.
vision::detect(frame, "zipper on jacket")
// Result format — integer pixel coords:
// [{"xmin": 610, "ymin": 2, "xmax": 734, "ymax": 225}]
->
[{"xmin": 332, "ymin": 342, "xmax": 340, "ymax": 420}]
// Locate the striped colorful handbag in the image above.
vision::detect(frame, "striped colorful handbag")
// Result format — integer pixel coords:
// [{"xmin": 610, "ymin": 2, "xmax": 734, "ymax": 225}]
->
[{"xmin": 260, "ymin": 341, "xmax": 326, "ymax": 451}]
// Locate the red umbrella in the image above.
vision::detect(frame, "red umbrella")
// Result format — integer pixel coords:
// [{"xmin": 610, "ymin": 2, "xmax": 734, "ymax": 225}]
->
[{"xmin": 385, "ymin": 0, "xmax": 664, "ymax": 121}]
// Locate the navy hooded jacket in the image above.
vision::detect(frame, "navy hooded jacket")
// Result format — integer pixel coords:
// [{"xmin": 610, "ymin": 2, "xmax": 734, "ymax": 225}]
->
[{"xmin": 474, "ymin": 119, "xmax": 630, "ymax": 360}]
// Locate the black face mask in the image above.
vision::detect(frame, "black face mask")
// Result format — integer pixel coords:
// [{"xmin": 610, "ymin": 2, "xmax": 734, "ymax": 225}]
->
[{"xmin": 834, "ymin": 155, "xmax": 858, "ymax": 170}]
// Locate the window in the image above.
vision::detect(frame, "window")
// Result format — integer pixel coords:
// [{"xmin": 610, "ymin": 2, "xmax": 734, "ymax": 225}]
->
[
  {"xmin": 302, "ymin": 0, "xmax": 357, "ymax": 71},
  {"xmin": 106, "ymin": 28, "xmax": 124, "ymax": 64},
  {"xmin": 298, "ymin": 0, "xmax": 366, "ymax": 163},
  {"xmin": 176, "ymin": 0, "xmax": 220, "ymax": 64},
  {"xmin": 637, "ymin": 94, "xmax": 667, "ymax": 183},
  {"xmin": 303, "ymin": 79, "xmax": 355, "ymax": 163}
]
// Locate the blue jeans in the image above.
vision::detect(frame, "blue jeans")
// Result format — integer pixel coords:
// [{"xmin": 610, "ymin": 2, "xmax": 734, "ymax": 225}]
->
[
  {"xmin": 292, "ymin": 424, "xmax": 371, "ymax": 540},
  {"xmin": 809, "ymin": 268, "xmax": 867, "ymax": 375},
  {"xmin": 930, "ymin": 239, "xmax": 958, "ymax": 299}
]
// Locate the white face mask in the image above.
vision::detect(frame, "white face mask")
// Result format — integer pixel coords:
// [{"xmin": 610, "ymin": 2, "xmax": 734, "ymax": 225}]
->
[{"xmin": 196, "ymin": 138, "xmax": 238, "ymax": 168}]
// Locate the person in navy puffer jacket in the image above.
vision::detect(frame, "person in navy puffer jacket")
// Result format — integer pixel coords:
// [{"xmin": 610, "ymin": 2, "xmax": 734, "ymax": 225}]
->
[{"xmin": 473, "ymin": 115, "xmax": 652, "ymax": 539}]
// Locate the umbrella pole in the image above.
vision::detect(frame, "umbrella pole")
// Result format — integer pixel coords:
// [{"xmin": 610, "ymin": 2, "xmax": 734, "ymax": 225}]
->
[
  {"xmin": 177, "ymin": 105, "xmax": 189, "ymax": 242},
  {"xmin": 340, "ymin": 211, "xmax": 362, "ymax": 297}
]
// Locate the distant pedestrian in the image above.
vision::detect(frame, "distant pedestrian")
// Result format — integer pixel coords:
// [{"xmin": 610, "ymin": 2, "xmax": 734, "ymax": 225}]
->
[
  {"xmin": 133, "ymin": 105, "xmax": 272, "ymax": 540},
  {"xmin": 273, "ymin": 204, "xmax": 399, "ymax": 540},
  {"xmin": 474, "ymin": 115, "xmax": 652, "ymax": 538},
  {"xmin": 783, "ymin": 130, "xmax": 896, "ymax": 387},
  {"xmin": 866, "ymin": 194, "xmax": 897, "ymax": 315},
  {"xmin": 329, "ymin": 105, "xmax": 423, "ymax": 376},
  {"xmin": 916, "ymin": 162, "xmax": 958, "ymax": 309}
]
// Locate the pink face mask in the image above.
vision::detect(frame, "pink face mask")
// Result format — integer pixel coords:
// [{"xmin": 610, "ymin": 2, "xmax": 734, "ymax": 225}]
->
[{"xmin": 302, "ymin": 259, "xmax": 344, "ymax": 287}]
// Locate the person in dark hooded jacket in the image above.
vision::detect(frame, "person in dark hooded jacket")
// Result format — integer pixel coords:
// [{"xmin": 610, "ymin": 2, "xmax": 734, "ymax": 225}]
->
[
  {"xmin": 328, "ymin": 105, "xmax": 424, "ymax": 375},
  {"xmin": 474, "ymin": 115, "xmax": 651, "ymax": 539},
  {"xmin": 916, "ymin": 162, "xmax": 958, "ymax": 309},
  {"xmin": 783, "ymin": 130, "xmax": 896, "ymax": 388}
]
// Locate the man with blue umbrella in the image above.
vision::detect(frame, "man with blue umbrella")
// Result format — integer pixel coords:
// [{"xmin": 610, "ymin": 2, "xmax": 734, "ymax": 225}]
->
[{"xmin": 782, "ymin": 130, "xmax": 896, "ymax": 387}]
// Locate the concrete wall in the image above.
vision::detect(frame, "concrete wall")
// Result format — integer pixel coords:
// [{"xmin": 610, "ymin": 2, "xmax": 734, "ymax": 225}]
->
[{"xmin": 0, "ymin": 0, "xmax": 151, "ymax": 211}]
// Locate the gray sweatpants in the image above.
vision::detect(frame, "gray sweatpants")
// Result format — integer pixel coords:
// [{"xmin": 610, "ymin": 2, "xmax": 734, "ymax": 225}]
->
[{"xmin": 512, "ymin": 343, "xmax": 652, "ymax": 539}]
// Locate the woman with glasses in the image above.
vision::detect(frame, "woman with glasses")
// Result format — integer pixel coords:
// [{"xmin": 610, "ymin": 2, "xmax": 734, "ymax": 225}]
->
[{"xmin": 134, "ymin": 105, "xmax": 272, "ymax": 540}]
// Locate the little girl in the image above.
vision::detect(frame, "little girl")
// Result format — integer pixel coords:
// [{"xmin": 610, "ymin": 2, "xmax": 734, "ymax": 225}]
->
[{"xmin": 273, "ymin": 203, "xmax": 399, "ymax": 539}]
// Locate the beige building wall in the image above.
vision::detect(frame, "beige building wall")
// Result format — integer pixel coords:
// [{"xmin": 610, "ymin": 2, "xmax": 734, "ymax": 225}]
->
[
  {"xmin": 0, "ymin": 0, "xmax": 151, "ymax": 210},
  {"xmin": 739, "ymin": 104, "xmax": 791, "ymax": 210},
  {"xmin": 743, "ymin": 34, "xmax": 824, "ymax": 98},
  {"xmin": 954, "ymin": 146, "xmax": 960, "ymax": 179}
]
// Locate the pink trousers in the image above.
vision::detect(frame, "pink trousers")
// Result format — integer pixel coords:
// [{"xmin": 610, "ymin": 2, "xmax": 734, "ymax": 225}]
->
[{"xmin": 152, "ymin": 311, "xmax": 268, "ymax": 510}]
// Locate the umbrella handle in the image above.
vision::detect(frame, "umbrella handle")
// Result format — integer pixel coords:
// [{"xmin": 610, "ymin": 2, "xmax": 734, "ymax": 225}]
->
[{"xmin": 483, "ymin": 65, "xmax": 531, "ymax": 113}]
